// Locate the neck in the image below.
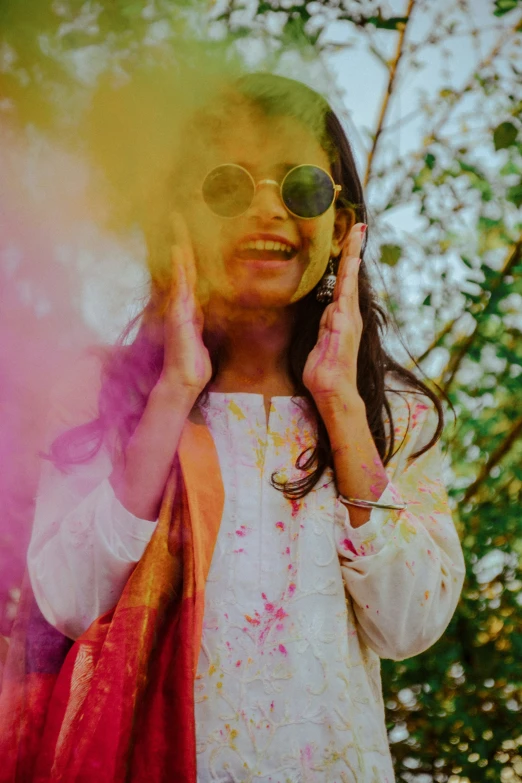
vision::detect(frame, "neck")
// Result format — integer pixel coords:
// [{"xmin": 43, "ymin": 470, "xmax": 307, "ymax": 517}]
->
[{"xmin": 205, "ymin": 302, "xmax": 295, "ymax": 394}]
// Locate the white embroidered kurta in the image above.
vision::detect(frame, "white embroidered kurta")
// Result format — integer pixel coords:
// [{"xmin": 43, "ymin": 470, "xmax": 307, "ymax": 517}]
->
[{"xmin": 28, "ymin": 359, "xmax": 465, "ymax": 783}]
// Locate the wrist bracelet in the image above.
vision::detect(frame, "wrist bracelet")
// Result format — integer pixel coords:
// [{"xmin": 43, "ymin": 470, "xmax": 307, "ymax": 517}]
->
[{"xmin": 338, "ymin": 494, "xmax": 408, "ymax": 511}]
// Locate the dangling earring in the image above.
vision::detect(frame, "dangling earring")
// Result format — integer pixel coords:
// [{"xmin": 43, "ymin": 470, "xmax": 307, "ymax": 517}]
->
[{"xmin": 316, "ymin": 258, "xmax": 337, "ymax": 303}]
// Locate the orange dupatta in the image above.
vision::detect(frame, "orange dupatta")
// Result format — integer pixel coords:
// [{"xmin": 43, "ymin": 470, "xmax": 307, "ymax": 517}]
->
[{"xmin": 0, "ymin": 419, "xmax": 224, "ymax": 782}]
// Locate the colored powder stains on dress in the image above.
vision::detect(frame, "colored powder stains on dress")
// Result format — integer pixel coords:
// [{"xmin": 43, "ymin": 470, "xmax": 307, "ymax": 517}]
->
[
  {"xmin": 270, "ymin": 432, "xmax": 286, "ymax": 450},
  {"xmin": 288, "ymin": 582, "xmax": 296, "ymax": 595},
  {"xmin": 275, "ymin": 521, "xmax": 285, "ymax": 532},
  {"xmin": 278, "ymin": 644, "xmax": 288, "ymax": 656},
  {"xmin": 358, "ymin": 532, "xmax": 378, "ymax": 554},
  {"xmin": 227, "ymin": 400, "xmax": 246, "ymax": 420},
  {"xmin": 398, "ymin": 519, "xmax": 417, "ymax": 542},
  {"xmin": 235, "ymin": 525, "xmax": 248, "ymax": 536},
  {"xmin": 242, "ymin": 599, "xmax": 290, "ymax": 647},
  {"xmin": 339, "ymin": 538, "xmax": 358, "ymax": 557},
  {"xmin": 411, "ymin": 402, "xmax": 429, "ymax": 428},
  {"xmin": 224, "ymin": 723, "xmax": 239, "ymax": 748},
  {"xmin": 255, "ymin": 444, "xmax": 266, "ymax": 471},
  {"xmin": 290, "ymin": 498, "xmax": 301, "ymax": 517}
]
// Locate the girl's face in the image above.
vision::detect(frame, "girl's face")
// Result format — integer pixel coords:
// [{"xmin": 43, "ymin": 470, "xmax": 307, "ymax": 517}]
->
[{"xmin": 181, "ymin": 109, "xmax": 352, "ymax": 311}]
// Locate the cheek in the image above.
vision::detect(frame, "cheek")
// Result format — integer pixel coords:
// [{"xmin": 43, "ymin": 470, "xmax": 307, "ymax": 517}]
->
[{"xmin": 184, "ymin": 211, "xmax": 229, "ymax": 300}]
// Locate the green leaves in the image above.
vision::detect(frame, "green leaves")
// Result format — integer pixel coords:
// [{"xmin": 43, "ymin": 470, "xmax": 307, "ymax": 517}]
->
[
  {"xmin": 425, "ymin": 152, "xmax": 436, "ymax": 170},
  {"xmin": 493, "ymin": 121, "xmax": 519, "ymax": 150},
  {"xmin": 380, "ymin": 244, "xmax": 402, "ymax": 266},
  {"xmin": 365, "ymin": 15, "xmax": 409, "ymax": 31},
  {"xmin": 494, "ymin": 0, "xmax": 522, "ymax": 17},
  {"xmin": 506, "ymin": 180, "xmax": 522, "ymax": 208}
]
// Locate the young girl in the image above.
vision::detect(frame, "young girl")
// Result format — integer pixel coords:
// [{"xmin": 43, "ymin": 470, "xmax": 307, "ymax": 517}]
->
[{"xmin": 18, "ymin": 74, "xmax": 464, "ymax": 782}]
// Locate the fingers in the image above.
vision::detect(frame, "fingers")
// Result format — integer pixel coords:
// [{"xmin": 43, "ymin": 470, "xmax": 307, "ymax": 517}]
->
[
  {"xmin": 333, "ymin": 223, "xmax": 366, "ymax": 314},
  {"xmin": 170, "ymin": 245, "xmax": 188, "ymax": 302},
  {"xmin": 335, "ymin": 222, "xmax": 365, "ymax": 286},
  {"xmin": 171, "ymin": 211, "xmax": 197, "ymax": 291},
  {"xmin": 345, "ymin": 222, "xmax": 366, "ymax": 262}
]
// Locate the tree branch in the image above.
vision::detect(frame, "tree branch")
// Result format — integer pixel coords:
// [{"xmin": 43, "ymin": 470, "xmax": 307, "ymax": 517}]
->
[
  {"xmin": 363, "ymin": 0, "xmax": 416, "ymax": 187},
  {"xmin": 376, "ymin": 13, "xmax": 522, "ymax": 203},
  {"xmin": 438, "ymin": 235, "xmax": 522, "ymax": 396},
  {"xmin": 415, "ymin": 313, "xmax": 464, "ymax": 365},
  {"xmin": 462, "ymin": 413, "xmax": 522, "ymax": 511}
]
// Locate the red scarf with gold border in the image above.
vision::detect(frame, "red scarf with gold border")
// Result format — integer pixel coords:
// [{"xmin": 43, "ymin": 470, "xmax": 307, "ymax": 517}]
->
[{"xmin": 0, "ymin": 419, "xmax": 224, "ymax": 782}]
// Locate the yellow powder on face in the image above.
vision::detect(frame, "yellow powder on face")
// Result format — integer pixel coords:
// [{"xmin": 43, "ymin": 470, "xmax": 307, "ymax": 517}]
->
[{"xmin": 290, "ymin": 254, "xmax": 331, "ymax": 303}]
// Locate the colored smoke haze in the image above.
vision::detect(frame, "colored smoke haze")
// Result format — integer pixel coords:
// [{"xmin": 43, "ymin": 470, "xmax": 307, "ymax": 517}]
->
[
  {"xmin": 0, "ymin": 49, "xmax": 245, "ymax": 633},
  {"xmin": 0, "ymin": 46, "xmax": 335, "ymax": 635},
  {"xmin": 0, "ymin": 130, "xmax": 150, "ymax": 633}
]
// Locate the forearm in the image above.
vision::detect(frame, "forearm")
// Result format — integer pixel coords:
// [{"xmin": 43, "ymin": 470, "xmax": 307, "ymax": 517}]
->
[
  {"xmin": 110, "ymin": 379, "xmax": 196, "ymax": 521},
  {"xmin": 318, "ymin": 392, "xmax": 389, "ymax": 528}
]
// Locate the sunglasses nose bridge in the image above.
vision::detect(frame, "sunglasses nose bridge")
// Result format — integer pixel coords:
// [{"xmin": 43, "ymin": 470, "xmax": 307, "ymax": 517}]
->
[{"xmin": 247, "ymin": 177, "xmax": 288, "ymax": 219}]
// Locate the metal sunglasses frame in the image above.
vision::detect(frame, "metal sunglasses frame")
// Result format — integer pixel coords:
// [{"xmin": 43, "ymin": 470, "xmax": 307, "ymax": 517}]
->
[{"xmin": 202, "ymin": 162, "xmax": 342, "ymax": 220}]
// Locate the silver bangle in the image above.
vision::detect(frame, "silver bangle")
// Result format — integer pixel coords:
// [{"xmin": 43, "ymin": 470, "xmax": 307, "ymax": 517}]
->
[{"xmin": 338, "ymin": 494, "xmax": 408, "ymax": 511}]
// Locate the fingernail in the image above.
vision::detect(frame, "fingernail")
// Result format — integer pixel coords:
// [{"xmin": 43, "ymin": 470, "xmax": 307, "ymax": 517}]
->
[{"xmin": 360, "ymin": 224, "xmax": 367, "ymax": 235}]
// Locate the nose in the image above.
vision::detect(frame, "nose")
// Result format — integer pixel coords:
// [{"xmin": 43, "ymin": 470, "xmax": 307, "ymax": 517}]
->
[{"xmin": 245, "ymin": 180, "xmax": 288, "ymax": 221}]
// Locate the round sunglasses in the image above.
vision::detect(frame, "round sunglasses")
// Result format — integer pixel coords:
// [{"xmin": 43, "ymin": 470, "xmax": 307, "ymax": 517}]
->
[{"xmin": 201, "ymin": 163, "xmax": 342, "ymax": 220}]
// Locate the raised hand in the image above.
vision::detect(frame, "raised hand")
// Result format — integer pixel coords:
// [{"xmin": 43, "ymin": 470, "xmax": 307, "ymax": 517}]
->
[
  {"xmin": 160, "ymin": 212, "xmax": 212, "ymax": 399},
  {"xmin": 302, "ymin": 223, "xmax": 366, "ymax": 414}
]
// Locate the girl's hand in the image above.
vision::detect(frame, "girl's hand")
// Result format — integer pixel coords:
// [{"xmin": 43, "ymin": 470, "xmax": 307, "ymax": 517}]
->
[
  {"xmin": 303, "ymin": 223, "xmax": 366, "ymax": 414},
  {"xmin": 159, "ymin": 213, "xmax": 212, "ymax": 399}
]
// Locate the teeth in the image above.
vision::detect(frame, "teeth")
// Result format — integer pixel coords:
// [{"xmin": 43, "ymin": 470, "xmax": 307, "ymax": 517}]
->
[{"xmin": 239, "ymin": 240, "xmax": 295, "ymax": 253}]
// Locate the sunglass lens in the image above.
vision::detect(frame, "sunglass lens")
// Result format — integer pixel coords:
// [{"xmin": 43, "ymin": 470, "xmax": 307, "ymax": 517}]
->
[
  {"xmin": 202, "ymin": 165, "xmax": 254, "ymax": 218},
  {"xmin": 282, "ymin": 165, "xmax": 335, "ymax": 218}
]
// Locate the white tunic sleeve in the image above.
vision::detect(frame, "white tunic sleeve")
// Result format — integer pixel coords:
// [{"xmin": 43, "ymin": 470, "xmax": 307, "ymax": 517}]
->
[
  {"xmin": 334, "ymin": 389, "xmax": 465, "ymax": 661},
  {"xmin": 27, "ymin": 355, "xmax": 157, "ymax": 641}
]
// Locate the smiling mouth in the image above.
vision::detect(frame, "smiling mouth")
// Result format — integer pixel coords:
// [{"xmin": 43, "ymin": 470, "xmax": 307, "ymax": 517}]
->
[{"xmin": 236, "ymin": 239, "xmax": 298, "ymax": 261}]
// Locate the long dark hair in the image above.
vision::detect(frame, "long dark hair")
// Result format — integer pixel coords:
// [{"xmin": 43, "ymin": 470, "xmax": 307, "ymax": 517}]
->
[{"xmin": 49, "ymin": 73, "xmax": 448, "ymax": 499}]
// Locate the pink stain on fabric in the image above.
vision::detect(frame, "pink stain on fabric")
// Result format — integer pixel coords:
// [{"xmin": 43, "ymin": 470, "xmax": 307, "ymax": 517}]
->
[
  {"xmin": 340, "ymin": 538, "xmax": 358, "ymax": 556},
  {"xmin": 278, "ymin": 644, "xmax": 287, "ymax": 656},
  {"xmin": 256, "ymin": 604, "xmax": 289, "ymax": 646},
  {"xmin": 275, "ymin": 521, "xmax": 285, "ymax": 532}
]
